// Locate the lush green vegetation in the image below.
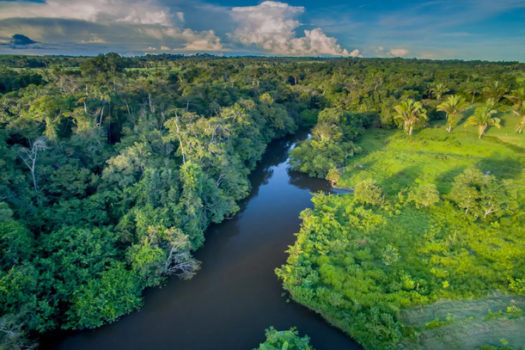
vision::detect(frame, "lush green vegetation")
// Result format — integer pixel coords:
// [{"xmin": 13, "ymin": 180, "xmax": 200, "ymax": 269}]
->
[
  {"xmin": 254, "ymin": 327, "xmax": 314, "ymax": 350},
  {"xmin": 1, "ymin": 54, "xmax": 524, "ymax": 348},
  {"xmin": 278, "ymin": 98, "xmax": 525, "ymax": 348},
  {"xmin": 0, "ymin": 54, "xmax": 312, "ymax": 348}
]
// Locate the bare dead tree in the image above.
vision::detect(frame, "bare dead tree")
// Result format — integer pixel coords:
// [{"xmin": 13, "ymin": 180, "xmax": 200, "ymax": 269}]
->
[
  {"xmin": 18, "ymin": 137, "xmax": 48, "ymax": 193},
  {"xmin": 163, "ymin": 235, "xmax": 200, "ymax": 280},
  {"xmin": 173, "ymin": 112, "xmax": 186, "ymax": 165}
]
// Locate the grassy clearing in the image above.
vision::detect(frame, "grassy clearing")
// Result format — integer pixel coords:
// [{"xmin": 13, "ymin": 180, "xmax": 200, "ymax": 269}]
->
[
  {"xmin": 401, "ymin": 295, "xmax": 525, "ymax": 349},
  {"xmin": 338, "ymin": 111, "xmax": 524, "ymax": 196},
  {"xmin": 278, "ymin": 112, "xmax": 525, "ymax": 349}
]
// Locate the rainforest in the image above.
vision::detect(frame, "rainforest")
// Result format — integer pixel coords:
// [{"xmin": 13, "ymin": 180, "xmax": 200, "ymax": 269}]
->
[{"xmin": 0, "ymin": 54, "xmax": 524, "ymax": 350}]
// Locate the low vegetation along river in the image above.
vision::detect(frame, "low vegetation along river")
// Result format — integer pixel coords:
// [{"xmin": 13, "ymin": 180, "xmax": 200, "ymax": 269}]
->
[{"xmin": 42, "ymin": 134, "xmax": 360, "ymax": 350}]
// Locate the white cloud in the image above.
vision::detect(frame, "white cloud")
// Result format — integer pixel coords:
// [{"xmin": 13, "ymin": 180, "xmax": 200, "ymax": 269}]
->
[
  {"xmin": 0, "ymin": 0, "xmax": 172, "ymax": 26},
  {"xmin": 420, "ymin": 52, "xmax": 438, "ymax": 59},
  {"xmin": 230, "ymin": 1, "xmax": 358, "ymax": 56},
  {"xmin": 389, "ymin": 48, "xmax": 409, "ymax": 57},
  {"xmin": 0, "ymin": 0, "xmax": 224, "ymax": 52},
  {"xmin": 78, "ymin": 35, "xmax": 106, "ymax": 44},
  {"xmin": 182, "ymin": 29, "xmax": 223, "ymax": 51},
  {"xmin": 176, "ymin": 12, "xmax": 185, "ymax": 23}
]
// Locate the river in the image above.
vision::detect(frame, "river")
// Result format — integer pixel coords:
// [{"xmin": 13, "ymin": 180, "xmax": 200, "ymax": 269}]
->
[{"xmin": 41, "ymin": 133, "xmax": 360, "ymax": 350}]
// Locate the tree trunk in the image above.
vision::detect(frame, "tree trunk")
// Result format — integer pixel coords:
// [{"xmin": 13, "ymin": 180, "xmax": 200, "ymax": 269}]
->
[
  {"xmin": 148, "ymin": 93, "xmax": 155, "ymax": 114},
  {"xmin": 98, "ymin": 104, "xmax": 104, "ymax": 127},
  {"xmin": 30, "ymin": 167, "xmax": 38, "ymax": 193},
  {"xmin": 174, "ymin": 114, "xmax": 186, "ymax": 165},
  {"xmin": 479, "ymin": 125, "xmax": 486, "ymax": 138}
]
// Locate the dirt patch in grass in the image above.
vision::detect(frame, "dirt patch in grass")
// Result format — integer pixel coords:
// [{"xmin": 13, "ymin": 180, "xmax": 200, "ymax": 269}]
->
[{"xmin": 400, "ymin": 294, "xmax": 525, "ymax": 349}]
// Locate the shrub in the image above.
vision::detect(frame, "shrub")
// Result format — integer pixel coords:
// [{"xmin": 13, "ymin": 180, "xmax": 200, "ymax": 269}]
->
[
  {"xmin": 354, "ymin": 179, "xmax": 384, "ymax": 206},
  {"xmin": 407, "ymin": 183, "xmax": 440, "ymax": 208},
  {"xmin": 254, "ymin": 327, "xmax": 315, "ymax": 350}
]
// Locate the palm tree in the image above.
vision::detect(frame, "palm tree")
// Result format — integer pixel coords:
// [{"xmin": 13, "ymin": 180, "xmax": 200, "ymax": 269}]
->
[
  {"xmin": 463, "ymin": 82, "xmax": 483, "ymax": 103},
  {"xmin": 513, "ymin": 101, "xmax": 525, "ymax": 134},
  {"xmin": 437, "ymin": 95, "xmax": 468, "ymax": 132},
  {"xmin": 465, "ymin": 99, "xmax": 501, "ymax": 138},
  {"xmin": 505, "ymin": 87, "xmax": 525, "ymax": 108},
  {"xmin": 393, "ymin": 99, "xmax": 428, "ymax": 136},
  {"xmin": 483, "ymin": 81, "xmax": 507, "ymax": 101},
  {"xmin": 429, "ymin": 83, "xmax": 449, "ymax": 100}
]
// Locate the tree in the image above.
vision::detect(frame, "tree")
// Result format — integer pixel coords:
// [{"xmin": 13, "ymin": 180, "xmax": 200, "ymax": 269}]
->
[
  {"xmin": 464, "ymin": 99, "xmax": 501, "ymax": 138},
  {"xmin": 483, "ymin": 81, "xmax": 507, "ymax": 101},
  {"xmin": 163, "ymin": 233, "xmax": 201, "ymax": 280},
  {"xmin": 448, "ymin": 168, "xmax": 515, "ymax": 220},
  {"xmin": 354, "ymin": 179, "xmax": 384, "ymax": 206},
  {"xmin": 512, "ymin": 101, "xmax": 525, "ymax": 134},
  {"xmin": 437, "ymin": 95, "xmax": 468, "ymax": 133},
  {"xmin": 255, "ymin": 327, "xmax": 315, "ymax": 350},
  {"xmin": 429, "ymin": 83, "xmax": 449, "ymax": 100},
  {"xmin": 393, "ymin": 99, "xmax": 428, "ymax": 136},
  {"xmin": 17, "ymin": 137, "xmax": 48, "ymax": 193},
  {"xmin": 407, "ymin": 183, "xmax": 440, "ymax": 208},
  {"xmin": 326, "ymin": 168, "xmax": 341, "ymax": 187},
  {"xmin": 66, "ymin": 263, "xmax": 142, "ymax": 329},
  {"xmin": 504, "ymin": 87, "xmax": 525, "ymax": 108}
]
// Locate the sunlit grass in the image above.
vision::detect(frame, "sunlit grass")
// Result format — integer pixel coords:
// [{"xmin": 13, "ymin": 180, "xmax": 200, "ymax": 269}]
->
[{"xmin": 339, "ymin": 112, "xmax": 524, "ymax": 196}]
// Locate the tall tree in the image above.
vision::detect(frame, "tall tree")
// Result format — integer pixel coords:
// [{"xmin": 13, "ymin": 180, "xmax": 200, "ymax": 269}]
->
[
  {"xmin": 464, "ymin": 99, "xmax": 501, "ymax": 138},
  {"xmin": 505, "ymin": 87, "xmax": 525, "ymax": 108},
  {"xmin": 429, "ymin": 83, "xmax": 449, "ymax": 100},
  {"xmin": 483, "ymin": 81, "xmax": 507, "ymax": 101},
  {"xmin": 393, "ymin": 99, "xmax": 428, "ymax": 136},
  {"xmin": 513, "ymin": 101, "xmax": 525, "ymax": 134},
  {"xmin": 437, "ymin": 95, "xmax": 468, "ymax": 132},
  {"xmin": 17, "ymin": 137, "xmax": 48, "ymax": 193}
]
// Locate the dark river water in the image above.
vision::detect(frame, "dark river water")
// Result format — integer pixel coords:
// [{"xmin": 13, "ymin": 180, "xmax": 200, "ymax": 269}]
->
[{"xmin": 42, "ymin": 134, "xmax": 360, "ymax": 350}]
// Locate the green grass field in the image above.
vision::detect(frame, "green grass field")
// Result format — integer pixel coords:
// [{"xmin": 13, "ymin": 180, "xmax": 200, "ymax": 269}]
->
[
  {"xmin": 278, "ymin": 111, "xmax": 525, "ymax": 349},
  {"xmin": 338, "ymin": 111, "xmax": 524, "ymax": 195}
]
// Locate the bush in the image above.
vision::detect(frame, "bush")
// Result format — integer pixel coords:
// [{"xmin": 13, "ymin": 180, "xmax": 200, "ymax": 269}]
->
[
  {"xmin": 448, "ymin": 169, "xmax": 516, "ymax": 221},
  {"xmin": 407, "ymin": 183, "xmax": 440, "ymax": 208},
  {"xmin": 254, "ymin": 327, "xmax": 315, "ymax": 350},
  {"xmin": 354, "ymin": 179, "xmax": 384, "ymax": 206},
  {"xmin": 325, "ymin": 168, "xmax": 341, "ymax": 186}
]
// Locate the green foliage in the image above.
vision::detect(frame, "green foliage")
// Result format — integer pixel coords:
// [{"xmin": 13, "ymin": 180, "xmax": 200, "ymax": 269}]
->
[
  {"xmin": 354, "ymin": 179, "xmax": 384, "ymax": 206},
  {"xmin": 1, "ymin": 54, "xmax": 524, "ymax": 347},
  {"xmin": 325, "ymin": 168, "xmax": 341, "ymax": 186},
  {"xmin": 448, "ymin": 168, "xmax": 517, "ymax": 221},
  {"xmin": 465, "ymin": 100, "xmax": 501, "ymax": 138},
  {"xmin": 254, "ymin": 327, "xmax": 315, "ymax": 350},
  {"xmin": 393, "ymin": 99, "xmax": 428, "ymax": 135},
  {"xmin": 66, "ymin": 262, "xmax": 142, "ymax": 329},
  {"xmin": 290, "ymin": 108, "xmax": 366, "ymax": 177},
  {"xmin": 437, "ymin": 95, "xmax": 468, "ymax": 133},
  {"xmin": 278, "ymin": 110, "xmax": 524, "ymax": 349},
  {"xmin": 407, "ymin": 183, "xmax": 440, "ymax": 208},
  {"xmin": 0, "ymin": 54, "xmax": 306, "ymax": 345}
]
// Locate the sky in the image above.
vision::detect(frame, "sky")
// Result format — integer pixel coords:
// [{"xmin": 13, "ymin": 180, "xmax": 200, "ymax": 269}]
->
[{"xmin": 0, "ymin": 0, "xmax": 524, "ymax": 60}]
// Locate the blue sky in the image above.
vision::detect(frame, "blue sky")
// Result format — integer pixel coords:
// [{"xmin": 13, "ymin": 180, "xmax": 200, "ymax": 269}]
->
[{"xmin": 0, "ymin": 0, "xmax": 524, "ymax": 60}]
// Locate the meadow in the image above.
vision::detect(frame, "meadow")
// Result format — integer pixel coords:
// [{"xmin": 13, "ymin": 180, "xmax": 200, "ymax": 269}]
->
[{"xmin": 278, "ymin": 111, "xmax": 525, "ymax": 349}]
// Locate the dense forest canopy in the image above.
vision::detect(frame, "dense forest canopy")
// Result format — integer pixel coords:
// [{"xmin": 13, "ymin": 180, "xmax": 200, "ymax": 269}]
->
[{"xmin": 0, "ymin": 53, "xmax": 524, "ymax": 349}]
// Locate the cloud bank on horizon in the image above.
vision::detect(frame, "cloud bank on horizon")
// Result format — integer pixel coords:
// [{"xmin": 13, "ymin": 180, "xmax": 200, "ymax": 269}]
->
[{"xmin": 0, "ymin": 0, "xmax": 523, "ymax": 60}]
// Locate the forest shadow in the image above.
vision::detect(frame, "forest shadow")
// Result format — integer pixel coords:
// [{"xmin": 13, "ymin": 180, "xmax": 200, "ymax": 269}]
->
[
  {"xmin": 435, "ymin": 166, "xmax": 467, "ymax": 195},
  {"xmin": 381, "ymin": 165, "xmax": 422, "ymax": 194},
  {"xmin": 457, "ymin": 105, "xmax": 477, "ymax": 126},
  {"xmin": 477, "ymin": 156, "xmax": 523, "ymax": 180}
]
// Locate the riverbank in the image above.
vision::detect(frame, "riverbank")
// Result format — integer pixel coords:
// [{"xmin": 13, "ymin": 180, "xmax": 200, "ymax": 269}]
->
[{"xmin": 41, "ymin": 133, "xmax": 360, "ymax": 350}]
